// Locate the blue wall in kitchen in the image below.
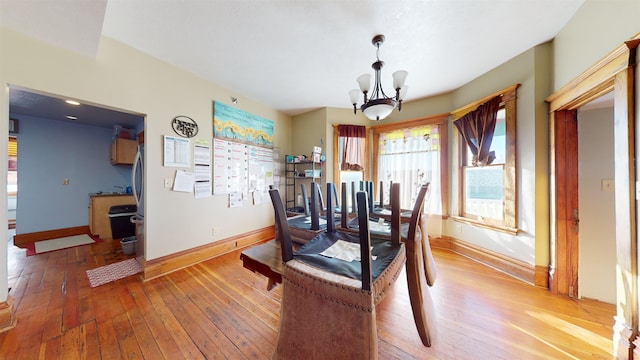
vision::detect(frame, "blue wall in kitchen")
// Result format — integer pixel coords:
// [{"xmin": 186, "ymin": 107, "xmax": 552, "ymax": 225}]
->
[{"xmin": 12, "ymin": 114, "xmax": 134, "ymax": 234}]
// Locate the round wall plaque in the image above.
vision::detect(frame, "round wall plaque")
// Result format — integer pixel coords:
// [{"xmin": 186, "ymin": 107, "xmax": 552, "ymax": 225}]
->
[{"xmin": 172, "ymin": 116, "xmax": 199, "ymax": 138}]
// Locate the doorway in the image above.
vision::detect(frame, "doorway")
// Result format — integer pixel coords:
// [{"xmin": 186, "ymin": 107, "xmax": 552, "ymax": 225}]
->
[
  {"xmin": 7, "ymin": 136, "xmax": 17, "ymax": 230},
  {"xmin": 547, "ymin": 38, "xmax": 639, "ymax": 358},
  {"xmin": 577, "ymin": 97, "xmax": 616, "ymax": 304},
  {"xmin": 7, "ymin": 86, "xmax": 144, "ymax": 246}
]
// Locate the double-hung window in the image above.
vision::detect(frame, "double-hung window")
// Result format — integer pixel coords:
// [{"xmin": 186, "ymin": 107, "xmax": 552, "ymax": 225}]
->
[{"xmin": 452, "ymin": 84, "xmax": 519, "ymax": 231}]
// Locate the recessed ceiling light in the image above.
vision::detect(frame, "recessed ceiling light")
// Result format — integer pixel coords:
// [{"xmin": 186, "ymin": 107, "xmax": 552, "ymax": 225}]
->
[
  {"xmin": 65, "ymin": 100, "xmax": 80, "ymax": 106},
  {"xmin": 66, "ymin": 115, "xmax": 77, "ymax": 120}
]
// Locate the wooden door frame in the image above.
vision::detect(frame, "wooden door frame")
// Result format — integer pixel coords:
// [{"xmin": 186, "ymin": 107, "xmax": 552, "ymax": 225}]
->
[
  {"xmin": 549, "ymin": 109, "xmax": 579, "ymax": 298},
  {"xmin": 546, "ymin": 37, "xmax": 640, "ymax": 359}
]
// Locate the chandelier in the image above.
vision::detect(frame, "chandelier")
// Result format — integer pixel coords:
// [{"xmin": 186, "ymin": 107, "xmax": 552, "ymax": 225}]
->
[{"xmin": 349, "ymin": 34, "xmax": 408, "ymax": 121}]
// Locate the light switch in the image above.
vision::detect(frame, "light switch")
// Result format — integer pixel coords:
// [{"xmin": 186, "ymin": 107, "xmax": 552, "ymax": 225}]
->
[
  {"xmin": 164, "ymin": 178, "xmax": 172, "ymax": 188},
  {"xmin": 601, "ymin": 179, "xmax": 614, "ymax": 192},
  {"xmin": 63, "ymin": 179, "xmax": 69, "ymax": 185}
]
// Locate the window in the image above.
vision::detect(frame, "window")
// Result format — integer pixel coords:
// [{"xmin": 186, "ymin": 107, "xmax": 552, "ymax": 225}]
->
[
  {"xmin": 461, "ymin": 108, "xmax": 505, "ymax": 222},
  {"xmin": 8, "ymin": 136, "xmax": 18, "ymax": 227},
  {"xmin": 333, "ymin": 125, "xmax": 367, "ymax": 210},
  {"xmin": 8, "ymin": 136, "xmax": 17, "ymax": 195},
  {"xmin": 372, "ymin": 115, "xmax": 449, "ymax": 216},
  {"xmin": 452, "ymin": 84, "xmax": 519, "ymax": 231}
]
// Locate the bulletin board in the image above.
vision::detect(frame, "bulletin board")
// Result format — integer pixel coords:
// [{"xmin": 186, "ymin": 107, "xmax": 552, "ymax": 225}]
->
[{"xmin": 212, "ymin": 101, "xmax": 274, "ymax": 195}]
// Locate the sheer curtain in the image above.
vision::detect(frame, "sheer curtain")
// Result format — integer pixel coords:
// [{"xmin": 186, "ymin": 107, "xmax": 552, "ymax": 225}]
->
[{"xmin": 377, "ymin": 124, "xmax": 442, "ymax": 218}]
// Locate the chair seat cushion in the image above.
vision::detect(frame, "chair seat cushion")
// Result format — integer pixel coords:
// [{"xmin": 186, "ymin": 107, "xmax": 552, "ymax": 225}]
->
[{"xmin": 294, "ymin": 231, "xmax": 403, "ymax": 282}]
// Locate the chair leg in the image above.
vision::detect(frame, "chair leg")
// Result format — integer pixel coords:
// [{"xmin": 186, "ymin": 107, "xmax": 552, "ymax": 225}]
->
[{"xmin": 266, "ymin": 278, "xmax": 277, "ymax": 291}]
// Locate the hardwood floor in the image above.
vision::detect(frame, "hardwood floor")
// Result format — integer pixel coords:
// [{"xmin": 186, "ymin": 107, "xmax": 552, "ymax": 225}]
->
[{"xmin": 1, "ymin": 236, "xmax": 614, "ymax": 359}]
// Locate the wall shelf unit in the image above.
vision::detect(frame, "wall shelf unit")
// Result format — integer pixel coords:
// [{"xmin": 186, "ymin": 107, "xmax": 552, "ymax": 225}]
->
[{"xmin": 285, "ymin": 158, "xmax": 323, "ymax": 213}]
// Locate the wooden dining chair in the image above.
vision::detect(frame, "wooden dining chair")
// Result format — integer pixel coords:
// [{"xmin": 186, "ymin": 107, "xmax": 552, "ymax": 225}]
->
[
  {"xmin": 327, "ymin": 182, "xmax": 341, "ymax": 214},
  {"xmin": 304, "ymin": 182, "xmax": 341, "ymax": 215},
  {"xmin": 270, "ymin": 184, "xmax": 406, "ymax": 359},
  {"xmin": 287, "ymin": 182, "xmax": 340, "ymax": 244},
  {"xmin": 345, "ymin": 181, "xmax": 438, "ymax": 345},
  {"xmin": 403, "ymin": 183, "xmax": 437, "ymax": 346},
  {"xmin": 341, "ymin": 181, "xmax": 414, "ymax": 236}
]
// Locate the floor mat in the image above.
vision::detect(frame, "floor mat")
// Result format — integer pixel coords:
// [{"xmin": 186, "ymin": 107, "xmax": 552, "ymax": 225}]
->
[
  {"xmin": 26, "ymin": 234, "xmax": 98, "ymax": 256},
  {"xmin": 86, "ymin": 258, "xmax": 142, "ymax": 287}
]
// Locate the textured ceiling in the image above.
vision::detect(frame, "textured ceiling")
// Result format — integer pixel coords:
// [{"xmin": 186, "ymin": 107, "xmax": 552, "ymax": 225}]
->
[{"xmin": 2, "ymin": 0, "xmax": 587, "ymax": 122}]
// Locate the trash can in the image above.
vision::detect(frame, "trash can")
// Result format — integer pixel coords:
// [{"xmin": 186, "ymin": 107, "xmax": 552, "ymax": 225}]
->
[
  {"xmin": 108, "ymin": 204, "xmax": 136, "ymax": 239},
  {"xmin": 120, "ymin": 236, "xmax": 137, "ymax": 255}
]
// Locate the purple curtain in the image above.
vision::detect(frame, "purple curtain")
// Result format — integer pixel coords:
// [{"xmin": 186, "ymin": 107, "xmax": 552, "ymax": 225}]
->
[
  {"xmin": 453, "ymin": 96, "xmax": 501, "ymax": 166},
  {"xmin": 338, "ymin": 125, "xmax": 366, "ymax": 171}
]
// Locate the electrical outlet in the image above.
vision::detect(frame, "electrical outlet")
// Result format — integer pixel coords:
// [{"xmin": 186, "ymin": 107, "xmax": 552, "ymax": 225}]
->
[
  {"xmin": 456, "ymin": 224, "xmax": 462, "ymax": 233},
  {"xmin": 164, "ymin": 178, "xmax": 172, "ymax": 188},
  {"xmin": 63, "ymin": 178, "xmax": 70, "ymax": 185},
  {"xmin": 212, "ymin": 227, "xmax": 220, "ymax": 236}
]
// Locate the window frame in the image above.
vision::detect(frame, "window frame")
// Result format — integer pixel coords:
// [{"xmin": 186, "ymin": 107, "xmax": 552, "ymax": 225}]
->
[
  {"xmin": 332, "ymin": 124, "xmax": 370, "ymax": 187},
  {"xmin": 451, "ymin": 84, "xmax": 519, "ymax": 233},
  {"xmin": 371, "ymin": 114, "xmax": 449, "ymax": 216}
]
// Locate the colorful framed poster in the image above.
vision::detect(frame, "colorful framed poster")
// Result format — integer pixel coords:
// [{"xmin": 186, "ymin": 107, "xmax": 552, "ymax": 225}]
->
[
  {"xmin": 213, "ymin": 101, "xmax": 274, "ymax": 147},
  {"xmin": 212, "ymin": 101, "xmax": 275, "ymax": 195}
]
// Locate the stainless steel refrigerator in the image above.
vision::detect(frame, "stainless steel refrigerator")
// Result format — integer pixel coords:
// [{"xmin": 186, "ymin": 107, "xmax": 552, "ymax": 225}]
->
[{"xmin": 131, "ymin": 144, "xmax": 144, "ymax": 261}]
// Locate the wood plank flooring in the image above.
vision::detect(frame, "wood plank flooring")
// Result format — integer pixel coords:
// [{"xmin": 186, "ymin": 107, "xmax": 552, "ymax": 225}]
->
[{"xmin": 1, "ymin": 236, "xmax": 615, "ymax": 359}]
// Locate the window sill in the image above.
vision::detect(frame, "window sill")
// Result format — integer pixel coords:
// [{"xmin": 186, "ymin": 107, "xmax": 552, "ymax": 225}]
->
[{"xmin": 450, "ymin": 216, "xmax": 519, "ymax": 236}]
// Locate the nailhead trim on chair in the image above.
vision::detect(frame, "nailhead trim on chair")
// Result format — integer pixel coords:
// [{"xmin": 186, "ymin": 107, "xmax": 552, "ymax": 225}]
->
[
  {"xmin": 372, "ymin": 246, "xmax": 406, "ymax": 304},
  {"xmin": 283, "ymin": 264, "xmax": 375, "ymax": 312}
]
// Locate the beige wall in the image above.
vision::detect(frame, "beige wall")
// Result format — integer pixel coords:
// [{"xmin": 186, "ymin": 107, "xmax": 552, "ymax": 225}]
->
[
  {"xmin": 291, "ymin": 108, "xmax": 326, "ymax": 158},
  {"xmin": 0, "ymin": 28, "xmax": 293, "ymax": 305},
  {"xmin": 553, "ymin": 0, "xmax": 640, "ymax": 90},
  {"xmin": 450, "ymin": 44, "xmax": 545, "ymax": 265},
  {"xmin": 577, "ymin": 107, "xmax": 616, "ymax": 304}
]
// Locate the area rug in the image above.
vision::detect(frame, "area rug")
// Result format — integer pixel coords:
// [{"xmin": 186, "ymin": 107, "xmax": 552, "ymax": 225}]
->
[
  {"xmin": 86, "ymin": 258, "xmax": 142, "ymax": 287},
  {"xmin": 26, "ymin": 234, "xmax": 98, "ymax": 256}
]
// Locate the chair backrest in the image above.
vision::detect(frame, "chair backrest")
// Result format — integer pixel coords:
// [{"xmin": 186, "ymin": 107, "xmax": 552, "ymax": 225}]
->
[
  {"xmin": 328, "ymin": 182, "xmax": 340, "ymax": 211},
  {"xmin": 325, "ymin": 182, "xmax": 336, "ymax": 233},
  {"xmin": 389, "ymin": 182, "xmax": 401, "ymax": 245},
  {"xmin": 351, "ymin": 182, "xmax": 357, "ymax": 214},
  {"xmin": 310, "ymin": 182, "xmax": 321, "ymax": 230},
  {"xmin": 300, "ymin": 183, "xmax": 310, "ymax": 216},
  {"xmin": 366, "ymin": 181, "xmax": 374, "ymax": 212},
  {"xmin": 341, "ymin": 182, "xmax": 349, "ymax": 227},
  {"xmin": 406, "ymin": 183, "xmax": 430, "ymax": 243},
  {"xmin": 313, "ymin": 182, "xmax": 326, "ymax": 211},
  {"xmin": 356, "ymin": 191, "xmax": 373, "ymax": 291},
  {"xmin": 269, "ymin": 189, "xmax": 294, "ymax": 262}
]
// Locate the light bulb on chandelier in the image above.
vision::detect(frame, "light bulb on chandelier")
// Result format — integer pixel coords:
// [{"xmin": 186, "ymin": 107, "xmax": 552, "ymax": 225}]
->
[{"xmin": 349, "ymin": 34, "xmax": 408, "ymax": 121}]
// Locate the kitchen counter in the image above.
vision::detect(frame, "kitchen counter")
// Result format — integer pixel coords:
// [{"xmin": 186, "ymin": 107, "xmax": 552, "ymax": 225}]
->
[
  {"xmin": 89, "ymin": 192, "xmax": 133, "ymax": 197},
  {"xmin": 88, "ymin": 193, "xmax": 136, "ymax": 239}
]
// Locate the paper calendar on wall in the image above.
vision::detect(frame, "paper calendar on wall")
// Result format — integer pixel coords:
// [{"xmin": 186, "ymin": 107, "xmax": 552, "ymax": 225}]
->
[{"xmin": 212, "ymin": 101, "xmax": 274, "ymax": 195}]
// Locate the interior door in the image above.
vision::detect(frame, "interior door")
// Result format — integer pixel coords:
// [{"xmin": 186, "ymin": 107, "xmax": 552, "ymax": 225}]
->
[{"xmin": 550, "ymin": 109, "xmax": 579, "ymax": 298}]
